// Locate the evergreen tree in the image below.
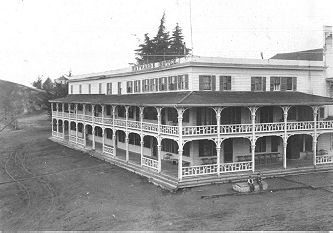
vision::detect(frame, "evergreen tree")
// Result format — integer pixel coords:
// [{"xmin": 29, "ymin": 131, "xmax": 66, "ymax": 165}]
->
[
  {"xmin": 42, "ymin": 77, "xmax": 54, "ymax": 93},
  {"xmin": 152, "ymin": 12, "xmax": 170, "ymax": 63},
  {"xmin": 32, "ymin": 76, "xmax": 43, "ymax": 89},
  {"xmin": 135, "ymin": 33, "xmax": 154, "ymax": 64},
  {"xmin": 169, "ymin": 23, "xmax": 191, "ymax": 59}
]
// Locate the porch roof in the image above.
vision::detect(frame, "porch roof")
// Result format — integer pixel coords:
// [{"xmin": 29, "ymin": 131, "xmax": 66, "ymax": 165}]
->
[{"xmin": 50, "ymin": 91, "xmax": 333, "ymax": 107}]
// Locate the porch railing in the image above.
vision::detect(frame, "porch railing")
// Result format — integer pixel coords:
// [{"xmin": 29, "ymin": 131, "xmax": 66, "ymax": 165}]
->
[
  {"xmin": 84, "ymin": 115, "xmax": 93, "ymax": 122},
  {"xmin": 182, "ymin": 125, "xmax": 217, "ymax": 135},
  {"xmin": 114, "ymin": 119, "xmax": 126, "ymax": 128},
  {"xmin": 94, "ymin": 116, "xmax": 103, "ymax": 124},
  {"xmin": 317, "ymin": 121, "xmax": 333, "ymax": 130},
  {"xmin": 52, "ymin": 131, "xmax": 58, "ymax": 137},
  {"xmin": 286, "ymin": 121, "xmax": 314, "ymax": 131},
  {"xmin": 103, "ymin": 145, "xmax": 114, "ymax": 156},
  {"xmin": 220, "ymin": 161, "xmax": 253, "ymax": 173},
  {"xmin": 103, "ymin": 117, "xmax": 113, "ymax": 125},
  {"xmin": 161, "ymin": 125, "xmax": 179, "ymax": 135},
  {"xmin": 127, "ymin": 120, "xmax": 141, "ymax": 130},
  {"xmin": 182, "ymin": 164, "xmax": 218, "ymax": 177},
  {"xmin": 69, "ymin": 135, "xmax": 76, "ymax": 143},
  {"xmin": 69, "ymin": 113, "xmax": 76, "ymax": 118},
  {"xmin": 221, "ymin": 124, "xmax": 252, "ymax": 134},
  {"xmin": 77, "ymin": 114, "xmax": 84, "ymax": 121},
  {"xmin": 316, "ymin": 155, "xmax": 333, "ymax": 164},
  {"xmin": 77, "ymin": 137, "xmax": 85, "ymax": 146},
  {"xmin": 141, "ymin": 156, "xmax": 159, "ymax": 171},
  {"xmin": 255, "ymin": 122, "xmax": 285, "ymax": 132},
  {"xmin": 142, "ymin": 122, "xmax": 158, "ymax": 132}
]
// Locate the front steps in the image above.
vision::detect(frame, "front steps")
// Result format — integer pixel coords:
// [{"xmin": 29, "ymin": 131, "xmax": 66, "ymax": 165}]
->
[{"xmin": 49, "ymin": 137, "xmax": 333, "ymax": 191}]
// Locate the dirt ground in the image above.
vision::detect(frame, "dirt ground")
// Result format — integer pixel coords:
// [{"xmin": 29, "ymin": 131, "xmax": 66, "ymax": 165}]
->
[{"xmin": 1, "ymin": 113, "xmax": 333, "ymax": 231}]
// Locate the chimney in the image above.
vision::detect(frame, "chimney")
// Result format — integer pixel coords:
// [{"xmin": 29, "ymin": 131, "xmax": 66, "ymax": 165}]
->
[{"xmin": 324, "ymin": 25, "xmax": 332, "ymax": 51}]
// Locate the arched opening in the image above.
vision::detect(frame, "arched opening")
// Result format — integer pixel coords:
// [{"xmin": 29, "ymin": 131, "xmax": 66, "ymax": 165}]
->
[
  {"xmin": 63, "ymin": 120, "xmax": 69, "ymax": 140},
  {"xmin": 77, "ymin": 104, "xmax": 84, "ymax": 115},
  {"xmin": 221, "ymin": 106, "xmax": 250, "ymax": 125},
  {"xmin": 143, "ymin": 135, "xmax": 158, "ymax": 158},
  {"xmin": 143, "ymin": 107, "xmax": 157, "ymax": 121},
  {"xmin": 64, "ymin": 103, "xmax": 69, "ymax": 113},
  {"xmin": 52, "ymin": 119, "xmax": 57, "ymax": 132},
  {"xmin": 316, "ymin": 133, "xmax": 333, "ymax": 164},
  {"xmin": 254, "ymin": 136, "xmax": 283, "ymax": 170},
  {"xmin": 58, "ymin": 120, "xmax": 63, "ymax": 133},
  {"xmin": 287, "ymin": 134, "xmax": 313, "ymax": 168},
  {"xmin": 70, "ymin": 121, "xmax": 76, "ymax": 135},
  {"xmin": 94, "ymin": 126, "xmax": 103, "ymax": 151},
  {"xmin": 95, "ymin": 105, "xmax": 102, "ymax": 117},
  {"xmin": 85, "ymin": 124, "xmax": 93, "ymax": 148},
  {"xmin": 115, "ymin": 130, "xmax": 126, "ymax": 161},
  {"xmin": 160, "ymin": 138, "xmax": 180, "ymax": 178},
  {"xmin": 117, "ymin": 106, "xmax": 126, "ymax": 118},
  {"xmin": 77, "ymin": 123, "xmax": 84, "ymax": 140},
  {"xmin": 256, "ymin": 106, "xmax": 284, "ymax": 123},
  {"xmin": 128, "ymin": 106, "xmax": 140, "ymax": 121},
  {"xmin": 288, "ymin": 106, "xmax": 313, "ymax": 121},
  {"xmin": 222, "ymin": 137, "xmax": 251, "ymax": 163},
  {"xmin": 127, "ymin": 132, "xmax": 141, "ymax": 164},
  {"xmin": 85, "ymin": 104, "xmax": 92, "ymax": 115}
]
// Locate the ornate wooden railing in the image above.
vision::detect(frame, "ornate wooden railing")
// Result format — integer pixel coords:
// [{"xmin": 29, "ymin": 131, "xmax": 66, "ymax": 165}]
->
[
  {"xmin": 94, "ymin": 116, "xmax": 103, "ymax": 124},
  {"xmin": 141, "ymin": 156, "xmax": 159, "ymax": 171},
  {"xmin": 316, "ymin": 155, "xmax": 333, "ymax": 164},
  {"xmin": 127, "ymin": 120, "xmax": 141, "ymax": 130},
  {"xmin": 287, "ymin": 121, "xmax": 314, "ymax": 131},
  {"xmin": 182, "ymin": 164, "xmax": 218, "ymax": 177},
  {"xmin": 114, "ymin": 119, "xmax": 126, "ymax": 127},
  {"xmin": 69, "ymin": 113, "xmax": 76, "ymax": 118},
  {"xmin": 103, "ymin": 117, "xmax": 113, "ymax": 125},
  {"xmin": 69, "ymin": 135, "xmax": 76, "ymax": 143},
  {"xmin": 161, "ymin": 125, "xmax": 179, "ymax": 135},
  {"xmin": 77, "ymin": 137, "xmax": 85, "ymax": 146},
  {"xmin": 84, "ymin": 115, "xmax": 93, "ymax": 122},
  {"xmin": 182, "ymin": 125, "xmax": 217, "ymax": 135},
  {"xmin": 52, "ymin": 131, "xmax": 58, "ymax": 137},
  {"xmin": 142, "ymin": 122, "xmax": 158, "ymax": 132},
  {"xmin": 221, "ymin": 123, "xmax": 252, "ymax": 134},
  {"xmin": 77, "ymin": 114, "xmax": 84, "ymax": 121},
  {"xmin": 220, "ymin": 161, "xmax": 253, "ymax": 173},
  {"xmin": 103, "ymin": 145, "xmax": 114, "ymax": 156},
  {"xmin": 317, "ymin": 121, "xmax": 333, "ymax": 130},
  {"xmin": 255, "ymin": 122, "xmax": 285, "ymax": 132}
]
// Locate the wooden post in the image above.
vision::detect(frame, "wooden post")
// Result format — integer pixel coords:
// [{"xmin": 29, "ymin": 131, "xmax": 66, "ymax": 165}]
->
[
  {"xmin": 282, "ymin": 106, "xmax": 290, "ymax": 169},
  {"xmin": 102, "ymin": 128, "xmax": 105, "ymax": 153},
  {"xmin": 140, "ymin": 107, "xmax": 144, "ymax": 166},
  {"xmin": 92, "ymin": 127, "xmax": 95, "ymax": 150},
  {"xmin": 214, "ymin": 107, "xmax": 223, "ymax": 177},
  {"xmin": 249, "ymin": 106, "xmax": 257, "ymax": 172},
  {"xmin": 177, "ymin": 107, "xmax": 184, "ymax": 181},
  {"xmin": 313, "ymin": 106, "xmax": 319, "ymax": 167},
  {"xmin": 157, "ymin": 137, "xmax": 162, "ymax": 173},
  {"xmin": 112, "ymin": 106, "xmax": 116, "ymax": 157},
  {"xmin": 125, "ymin": 132, "xmax": 129, "ymax": 162}
]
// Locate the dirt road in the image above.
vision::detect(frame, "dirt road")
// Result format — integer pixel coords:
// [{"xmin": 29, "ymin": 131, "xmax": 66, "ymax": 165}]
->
[{"xmin": 0, "ymin": 113, "xmax": 333, "ymax": 230}]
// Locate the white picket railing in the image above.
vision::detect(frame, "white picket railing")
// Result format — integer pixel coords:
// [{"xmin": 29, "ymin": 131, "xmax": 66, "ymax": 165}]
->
[
  {"xmin": 69, "ymin": 135, "xmax": 76, "ymax": 143},
  {"xmin": 84, "ymin": 115, "xmax": 93, "ymax": 122},
  {"xmin": 221, "ymin": 123, "xmax": 253, "ymax": 134},
  {"xmin": 317, "ymin": 121, "xmax": 333, "ymax": 130},
  {"xmin": 141, "ymin": 156, "xmax": 159, "ymax": 171},
  {"xmin": 182, "ymin": 125, "xmax": 217, "ymax": 135},
  {"xmin": 77, "ymin": 137, "xmax": 85, "ymax": 146},
  {"xmin": 114, "ymin": 119, "xmax": 126, "ymax": 127},
  {"xmin": 220, "ymin": 161, "xmax": 253, "ymax": 173},
  {"xmin": 77, "ymin": 114, "xmax": 84, "ymax": 121},
  {"xmin": 286, "ymin": 121, "xmax": 314, "ymax": 131},
  {"xmin": 94, "ymin": 116, "xmax": 103, "ymax": 124},
  {"xmin": 161, "ymin": 125, "xmax": 179, "ymax": 135},
  {"xmin": 103, "ymin": 117, "xmax": 113, "ymax": 125},
  {"xmin": 63, "ymin": 112, "xmax": 69, "ymax": 118},
  {"xmin": 57, "ymin": 132, "xmax": 64, "ymax": 138},
  {"xmin": 127, "ymin": 120, "xmax": 141, "ymax": 129},
  {"xmin": 316, "ymin": 155, "xmax": 333, "ymax": 164},
  {"xmin": 182, "ymin": 164, "xmax": 218, "ymax": 177},
  {"xmin": 70, "ymin": 113, "xmax": 76, "ymax": 118},
  {"xmin": 103, "ymin": 145, "xmax": 114, "ymax": 156},
  {"xmin": 255, "ymin": 122, "xmax": 285, "ymax": 132},
  {"xmin": 142, "ymin": 122, "xmax": 158, "ymax": 132}
]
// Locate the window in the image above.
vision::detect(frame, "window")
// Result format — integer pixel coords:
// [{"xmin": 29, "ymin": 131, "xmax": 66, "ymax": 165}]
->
[
  {"xmin": 107, "ymin": 83, "xmax": 112, "ymax": 95},
  {"xmin": 199, "ymin": 75, "xmax": 216, "ymax": 91},
  {"xmin": 159, "ymin": 77, "xmax": 168, "ymax": 91},
  {"xmin": 79, "ymin": 84, "xmax": 82, "ymax": 94},
  {"xmin": 127, "ymin": 81, "xmax": 133, "ymax": 93},
  {"xmin": 117, "ymin": 82, "xmax": 122, "ymax": 94},
  {"xmin": 251, "ymin": 77, "xmax": 266, "ymax": 91},
  {"xmin": 177, "ymin": 75, "xmax": 189, "ymax": 90},
  {"xmin": 70, "ymin": 85, "xmax": 73, "ymax": 94},
  {"xmin": 117, "ymin": 106, "xmax": 125, "ymax": 118},
  {"xmin": 134, "ymin": 80, "xmax": 141, "ymax": 93},
  {"xmin": 255, "ymin": 137, "xmax": 266, "ymax": 153},
  {"xmin": 154, "ymin": 78, "xmax": 159, "ymax": 91},
  {"xmin": 161, "ymin": 139, "xmax": 178, "ymax": 154},
  {"xmin": 88, "ymin": 84, "xmax": 91, "ymax": 94},
  {"xmin": 270, "ymin": 77, "xmax": 297, "ymax": 91},
  {"xmin": 142, "ymin": 79, "xmax": 149, "ymax": 92},
  {"xmin": 99, "ymin": 83, "xmax": 102, "ymax": 94},
  {"xmin": 167, "ymin": 108, "xmax": 177, "ymax": 123},
  {"xmin": 149, "ymin": 79, "xmax": 154, "ymax": 91},
  {"xmin": 319, "ymin": 107, "xmax": 325, "ymax": 119},
  {"xmin": 220, "ymin": 76, "xmax": 231, "ymax": 91},
  {"xmin": 168, "ymin": 76, "xmax": 178, "ymax": 90},
  {"xmin": 118, "ymin": 131, "xmax": 125, "ymax": 143}
]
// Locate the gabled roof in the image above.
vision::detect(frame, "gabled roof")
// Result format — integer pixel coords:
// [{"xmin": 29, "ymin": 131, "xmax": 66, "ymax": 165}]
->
[
  {"xmin": 270, "ymin": 48, "xmax": 323, "ymax": 61},
  {"xmin": 50, "ymin": 91, "xmax": 333, "ymax": 107}
]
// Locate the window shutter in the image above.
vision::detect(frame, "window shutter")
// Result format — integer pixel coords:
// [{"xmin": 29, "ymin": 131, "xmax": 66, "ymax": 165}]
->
[
  {"xmin": 212, "ymin": 75, "xmax": 216, "ymax": 91},
  {"xmin": 251, "ymin": 77, "xmax": 255, "ymax": 91},
  {"xmin": 281, "ymin": 77, "xmax": 287, "ymax": 91},
  {"xmin": 138, "ymin": 81, "xmax": 141, "ymax": 92},
  {"xmin": 199, "ymin": 76, "xmax": 204, "ymax": 91},
  {"xmin": 227, "ymin": 76, "xmax": 231, "ymax": 90},
  {"xmin": 141, "ymin": 80, "xmax": 145, "ymax": 92},
  {"xmin": 263, "ymin": 77, "xmax": 266, "ymax": 91},
  {"xmin": 219, "ymin": 76, "xmax": 224, "ymax": 91},
  {"xmin": 185, "ymin": 74, "xmax": 189, "ymax": 89},
  {"xmin": 292, "ymin": 77, "xmax": 297, "ymax": 91}
]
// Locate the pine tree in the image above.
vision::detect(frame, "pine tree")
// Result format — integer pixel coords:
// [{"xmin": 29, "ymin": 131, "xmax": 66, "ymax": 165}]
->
[
  {"xmin": 169, "ymin": 23, "xmax": 191, "ymax": 59},
  {"xmin": 152, "ymin": 12, "xmax": 170, "ymax": 63},
  {"xmin": 135, "ymin": 33, "xmax": 154, "ymax": 64},
  {"xmin": 32, "ymin": 76, "xmax": 43, "ymax": 89}
]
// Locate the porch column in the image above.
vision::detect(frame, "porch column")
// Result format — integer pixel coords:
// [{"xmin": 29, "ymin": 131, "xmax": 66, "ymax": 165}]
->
[
  {"xmin": 92, "ymin": 127, "xmax": 95, "ymax": 150},
  {"xmin": 214, "ymin": 107, "xmax": 223, "ymax": 177},
  {"xmin": 312, "ymin": 106, "xmax": 319, "ymax": 166},
  {"xmin": 112, "ymin": 106, "xmax": 116, "ymax": 157},
  {"xmin": 75, "ymin": 122, "xmax": 78, "ymax": 143},
  {"xmin": 282, "ymin": 106, "xmax": 290, "ymax": 169},
  {"xmin": 140, "ymin": 107, "xmax": 144, "ymax": 166},
  {"xmin": 62, "ymin": 103, "xmax": 65, "ymax": 119},
  {"xmin": 51, "ymin": 119, "xmax": 54, "ymax": 132},
  {"xmin": 102, "ymin": 105, "xmax": 105, "ymax": 124},
  {"xmin": 83, "ymin": 125, "xmax": 86, "ymax": 147},
  {"xmin": 62, "ymin": 121, "xmax": 65, "ymax": 140},
  {"xmin": 177, "ymin": 108, "xmax": 184, "ymax": 181},
  {"xmin": 56, "ymin": 119, "xmax": 59, "ymax": 134},
  {"xmin": 92, "ymin": 104, "xmax": 95, "ymax": 122},
  {"xmin": 249, "ymin": 106, "xmax": 258, "ymax": 172},
  {"xmin": 157, "ymin": 137, "xmax": 162, "ymax": 173},
  {"xmin": 125, "ymin": 132, "xmax": 129, "ymax": 162},
  {"xmin": 75, "ymin": 103, "xmax": 78, "ymax": 120},
  {"xmin": 102, "ymin": 128, "xmax": 105, "ymax": 153},
  {"xmin": 56, "ymin": 103, "xmax": 59, "ymax": 117}
]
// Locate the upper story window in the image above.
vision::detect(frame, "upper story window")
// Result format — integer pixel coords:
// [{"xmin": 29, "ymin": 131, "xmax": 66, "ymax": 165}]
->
[
  {"xmin": 134, "ymin": 80, "xmax": 141, "ymax": 93},
  {"xmin": 142, "ymin": 79, "xmax": 149, "ymax": 92},
  {"xmin": 199, "ymin": 75, "xmax": 216, "ymax": 91},
  {"xmin": 107, "ymin": 83, "xmax": 112, "ymax": 95},
  {"xmin": 270, "ymin": 77, "xmax": 297, "ymax": 91},
  {"xmin": 220, "ymin": 76, "xmax": 231, "ymax": 91},
  {"xmin": 159, "ymin": 77, "xmax": 168, "ymax": 91},
  {"xmin": 99, "ymin": 83, "xmax": 102, "ymax": 94},
  {"xmin": 168, "ymin": 76, "xmax": 178, "ymax": 90},
  {"xmin": 118, "ymin": 82, "xmax": 122, "ymax": 95},
  {"xmin": 88, "ymin": 84, "xmax": 91, "ymax": 94},
  {"xmin": 70, "ymin": 85, "xmax": 73, "ymax": 94},
  {"xmin": 251, "ymin": 76, "xmax": 266, "ymax": 91},
  {"xmin": 79, "ymin": 84, "xmax": 82, "ymax": 94},
  {"xmin": 177, "ymin": 75, "xmax": 189, "ymax": 90},
  {"xmin": 127, "ymin": 81, "xmax": 133, "ymax": 93}
]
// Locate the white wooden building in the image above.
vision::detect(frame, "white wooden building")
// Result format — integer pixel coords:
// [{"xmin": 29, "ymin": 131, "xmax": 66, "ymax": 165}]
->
[{"xmin": 50, "ymin": 26, "xmax": 333, "ymax": 189}]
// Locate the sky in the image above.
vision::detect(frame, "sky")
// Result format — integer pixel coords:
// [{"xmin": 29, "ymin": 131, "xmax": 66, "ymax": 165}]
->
[{"xmin": 0, "ymin": 0, "xmax": 333, "ymax": 87}]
